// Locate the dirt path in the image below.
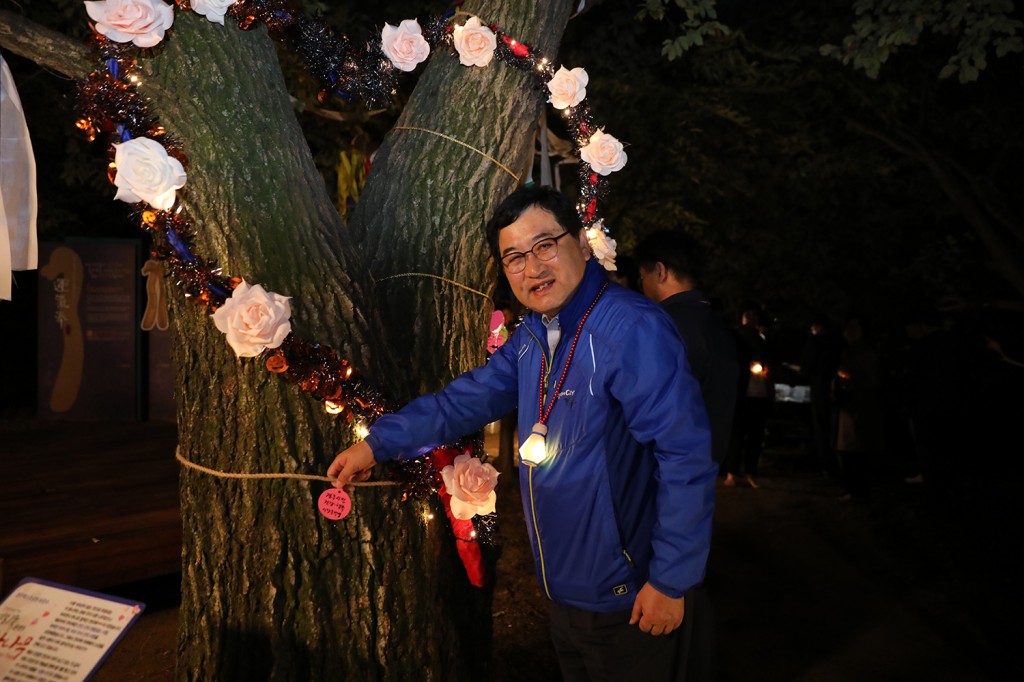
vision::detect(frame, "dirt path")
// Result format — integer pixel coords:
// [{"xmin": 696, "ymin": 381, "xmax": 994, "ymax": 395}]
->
[{"xmin": 90, "ymin": 446, "xmax": 1018, "ymax": 681}]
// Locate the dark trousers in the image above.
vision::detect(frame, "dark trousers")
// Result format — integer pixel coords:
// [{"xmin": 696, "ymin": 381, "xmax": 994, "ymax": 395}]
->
[
  {"xmin": 838, "ymin": 450, "xmax": 873, "ymax": 498},
  {"xmin": 727, "ymin": 397, "xmax": 769, "ymax": 477},
  {"xmin": 809, "ymin": 392, "xmax": 837, "ymax": 476},
  {"xmin": 549, "ymin": 589, "xmax": 709, "ymax": 682}
]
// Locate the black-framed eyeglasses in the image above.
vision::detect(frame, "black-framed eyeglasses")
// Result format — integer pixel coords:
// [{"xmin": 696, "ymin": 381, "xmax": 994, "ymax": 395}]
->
[{"xmin": 500, "ymin": 231, "xmax": 571, "ymax": 274}]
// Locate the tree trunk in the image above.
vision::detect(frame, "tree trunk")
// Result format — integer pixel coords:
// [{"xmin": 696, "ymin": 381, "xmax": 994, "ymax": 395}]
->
[{"xmin": 165, "ymin": 4, "xmax": 576, "ymax": 676}]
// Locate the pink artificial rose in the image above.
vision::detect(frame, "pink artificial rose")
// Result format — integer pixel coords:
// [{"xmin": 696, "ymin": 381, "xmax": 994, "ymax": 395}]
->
[
  {"xmin": 84, "ymin": 0, "xmax": 175, "ymax": 49},
  {"xmin": 452, "ymin": 16, "xmax": 496, "ymax": 67},
  {"xmin": 580, "ymin": 129, "xmax": 627, "ymax": 176},
  {"xmin": 112, "ymin": 137, "xmax": 187, "ymax": 211},
  {"xmin": 190, "ymin": 0, "xmax": 235, "ymax": 26},
  {"xmin": 441, "ymin": 454, "xmax": 499, "ymax": 520},
  {"xmin": 586, "ymin": 223, "xmax": 618, "ymax": 271},
  {"xmin": 212, "ymin": 281, "xmax": 292, "ymax": 358},
  {"xmin": 381, "ymin": 19, "xmax": 430, "ymax": 72},
  {"xmin": 546, "ymin": 66, "xmax": 588, "ymax": 110}
]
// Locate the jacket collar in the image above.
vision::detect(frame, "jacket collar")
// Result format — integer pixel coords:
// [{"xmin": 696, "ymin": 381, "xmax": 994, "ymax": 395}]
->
[
  {"xmin": 524, "ymin": 258, "xmax": 608, "ymax": 340},
  {"xmin": 662, "ymin": 289, "xmax": 709, "ymax": 307}
]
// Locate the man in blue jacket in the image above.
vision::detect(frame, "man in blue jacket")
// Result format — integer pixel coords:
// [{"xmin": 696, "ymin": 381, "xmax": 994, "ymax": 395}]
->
[{"xmin": 328, "ymin": 186, "xmax": 716, "ymax": 680}]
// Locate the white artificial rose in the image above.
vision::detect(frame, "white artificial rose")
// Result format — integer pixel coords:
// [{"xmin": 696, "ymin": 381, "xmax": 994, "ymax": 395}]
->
[
  {"xmin": 84, "ymin": 0, "xmax": 175, "ymax": 48},
  {"xmin": 190, "ymin": 0, "xmax": 234, "ymax": 26},
  {"xmin": 212, "ymin": 281, "xmax": 292, "ymax": 358},
  {"xmin": 381, "ymin": 19, "xmax": 430, "ymax": 72},
  {"xmin": 112, "ymin": 137, "xmax": 187, "ymax": 210},
  {"xmin": 546, "ymin": 66, "xmax": 588, "ymax": 110},
  {"xmin": 441, "ymin": 454, "xmax": 499, "ymax": 520},
  {"xmin": 579, "ymin": 129, "xmax": 627, "ymax": 176},
  {"xmin": 452, "ymin": 16, "xmax": 496, "ymax": 67},
  {"xmin": 586, "ymin": 223, "xmax": 618, "ymax": 271}
]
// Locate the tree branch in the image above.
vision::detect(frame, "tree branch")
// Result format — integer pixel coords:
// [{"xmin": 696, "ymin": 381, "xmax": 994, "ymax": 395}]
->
[
  {"xmin": 844, "ymin": 117, "xmax": 923, "ymax": 161},
  {"xmin": 288, "ymin": 96, "xmax": 386, "ymax": 123},
  {"xmin": 0, "ymin": 10, "xmax": 92, "ymax": 80},
  {"xmin": 848, "ymin": 117, "xmax": 1024, "ymax": 299}
]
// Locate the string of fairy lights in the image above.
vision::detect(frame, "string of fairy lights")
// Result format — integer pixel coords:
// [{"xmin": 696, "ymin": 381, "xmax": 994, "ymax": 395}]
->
[{"xmin": 73, "ymin": 0, "xmax": 629, "ymax": 541}]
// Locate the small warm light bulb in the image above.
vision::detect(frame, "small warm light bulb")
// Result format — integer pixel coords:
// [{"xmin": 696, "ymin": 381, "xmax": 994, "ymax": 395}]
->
[
  {"xmin": 354, "ymin": 422, "xmax": 370, "ymax": 440},
  {"xmin": 519, "ymin": 422, "xmax": 549, "ymax": 466},
  {"xmin": 470, "ymin": 530, "xmax": 477, "ymax": 539},
  {"xmin": 324, "ymin": 400, "xmax": 343, "ymax": 415},
  {"xmin": 750, "ymin": 362, "xmax": 764, "ymax": 375},
  {"xmin": 427, "ymin": 512, "xmax": 435, "ymax": 520}
]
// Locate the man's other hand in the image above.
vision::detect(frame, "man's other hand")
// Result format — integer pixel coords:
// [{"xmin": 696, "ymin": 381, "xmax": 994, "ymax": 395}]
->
[{"xmin": 628, "ymin": 582, "xmax": 685, "ymax": 636}]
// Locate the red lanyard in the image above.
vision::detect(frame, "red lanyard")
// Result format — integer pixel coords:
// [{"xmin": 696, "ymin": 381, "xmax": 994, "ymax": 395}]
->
[{"xmin": 536, "ymin": 282, "xmax": 608, "ymax": 425}]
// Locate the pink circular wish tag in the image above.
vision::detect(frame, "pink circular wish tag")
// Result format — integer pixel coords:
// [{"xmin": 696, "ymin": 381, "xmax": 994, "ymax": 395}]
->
[{"xmin": 318, "ymin": 488, "xmax": 352, "ymax": 520}]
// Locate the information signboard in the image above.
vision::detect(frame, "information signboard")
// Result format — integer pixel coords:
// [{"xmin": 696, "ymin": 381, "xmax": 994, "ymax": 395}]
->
[{"xmin": 0, "ymin": 578, "xmax": 144, "ymax": 682}]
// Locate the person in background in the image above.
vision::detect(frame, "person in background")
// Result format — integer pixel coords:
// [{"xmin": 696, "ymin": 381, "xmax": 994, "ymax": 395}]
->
[
  {"xmin": 726, "ymin": 304, "xmax": 772, "ymax": 488},
  {"xmin": 834, "ymin": 317, "xmax": 884, "ymax": 501},
  {"xmin": 635, "ymin": 229, "xmax": 738, "ymax": 681},
  {"xmin": 635, "ymin": 230, "xmax": 738, "ymax": 470},
  {"xmin": 799, "ymin": 315, "xmax": 843, "ymax": 477},
  {"xmin": 328, "ymin": 186, "xmax": 716, "ymax": 681}
]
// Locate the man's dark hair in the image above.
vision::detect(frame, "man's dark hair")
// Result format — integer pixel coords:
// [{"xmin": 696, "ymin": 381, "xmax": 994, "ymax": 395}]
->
[
  {"xmin": 485, "ymin": 185, "xmax": 583, "ymax": 260},
  {"xmin": 633, "ymin": 230, "xmax": 702, "ymax": 284}
]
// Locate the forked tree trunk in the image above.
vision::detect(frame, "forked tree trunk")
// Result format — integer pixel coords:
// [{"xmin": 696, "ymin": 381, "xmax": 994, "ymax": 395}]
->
[{"xmin": 145, "ymin": 3, "xmax": 572, "ymax": 680}]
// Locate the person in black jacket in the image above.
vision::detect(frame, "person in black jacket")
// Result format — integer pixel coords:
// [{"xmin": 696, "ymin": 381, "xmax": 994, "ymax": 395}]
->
[
  {"xmin": 636, "ymin": 230, "xmax": 738, "ymax": 682},
  {"xmin": 636, "ymin": 231, "xmax": 738, "ymax": 469}
]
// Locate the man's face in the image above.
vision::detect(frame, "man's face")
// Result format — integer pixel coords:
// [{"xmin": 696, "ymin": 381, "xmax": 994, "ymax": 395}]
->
[{"xmin": 498, "ymin": 206, "xmax": 590, "ymax": 318}]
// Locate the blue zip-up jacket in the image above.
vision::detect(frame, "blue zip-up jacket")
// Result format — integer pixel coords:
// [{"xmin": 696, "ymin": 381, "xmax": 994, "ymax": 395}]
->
[{"xmin": 366, "ymin": 259, "xmax": 716, "ymax": 612}]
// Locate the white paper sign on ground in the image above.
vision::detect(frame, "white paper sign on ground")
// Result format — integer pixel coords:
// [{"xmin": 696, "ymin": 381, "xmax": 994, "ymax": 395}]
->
[{"xmin": 0, "ymin": 578, "xmax": 144, "ymax": 681}]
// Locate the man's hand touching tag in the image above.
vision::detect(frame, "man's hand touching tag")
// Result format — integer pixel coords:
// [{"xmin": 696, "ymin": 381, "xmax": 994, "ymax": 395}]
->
[{"xmin": 327, "ymin": 440, "xmax": 377, "ymax": 490}]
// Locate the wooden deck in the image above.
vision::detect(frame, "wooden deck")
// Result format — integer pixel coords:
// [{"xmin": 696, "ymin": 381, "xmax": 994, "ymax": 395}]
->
[{"xmin": 0, "ymin": 420, "xmax": 181, "ymax": 595}]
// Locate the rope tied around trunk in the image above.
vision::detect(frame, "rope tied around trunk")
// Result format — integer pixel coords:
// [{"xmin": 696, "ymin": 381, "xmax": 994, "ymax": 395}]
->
[
  {"xmin": 376, "ymin": 271, "xmax": 490, "ymax": 300},
  {"xmin": 392, "ymin": 125, "xmax": 519, "ymax": 180},
  {"xmin": 175, "ymin": 448, "xmax": 397, "ymax": 487}
]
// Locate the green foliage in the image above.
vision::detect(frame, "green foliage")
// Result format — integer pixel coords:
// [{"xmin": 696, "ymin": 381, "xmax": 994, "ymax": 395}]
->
[
  {"xmin": 820, "ymin": 0, "xmax": 1023, "ymax": 82},
  {"xmin": 644, "ymin": 0, "xmax": 1022, "ymax": 81},
  {"xmin": 567, "ymin": 0, "xmax": 1023, "ymax": 333},
  {"xmin": 636, "ymin": 0, "xmax": 730, "ymax": 60}
]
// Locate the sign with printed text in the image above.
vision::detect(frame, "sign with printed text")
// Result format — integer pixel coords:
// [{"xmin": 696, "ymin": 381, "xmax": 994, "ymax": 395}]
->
[{"xmin": 0, "ymin": 578, "xmax": 144, "ymax": 682}]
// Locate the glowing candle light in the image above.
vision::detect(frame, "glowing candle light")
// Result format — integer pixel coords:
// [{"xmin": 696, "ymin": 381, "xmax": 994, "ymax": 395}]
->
[{"xmin": 519, "ymin": 422, "xmax": 549, "ymax": 466}]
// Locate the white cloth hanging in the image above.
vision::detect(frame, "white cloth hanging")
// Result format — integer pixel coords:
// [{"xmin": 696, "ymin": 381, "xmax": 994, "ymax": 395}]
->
[{"xmin": 1, "ymin": 52, "xmax": 39, "ymax": 301}]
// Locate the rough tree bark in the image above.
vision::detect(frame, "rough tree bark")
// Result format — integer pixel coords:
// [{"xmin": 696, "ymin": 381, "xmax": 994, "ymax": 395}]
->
[{"xmin": 1, "ymin": 1, "xmax": 573, "ymax": 679}]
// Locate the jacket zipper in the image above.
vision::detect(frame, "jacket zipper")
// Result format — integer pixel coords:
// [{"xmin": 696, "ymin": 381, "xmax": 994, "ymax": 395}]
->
[
  {"xmin": 528, "ymin": 466, "xmax": 552, "ymax": 600},
  {"xmin": 522, "ymin": 324, "xmax": 553, "ymax": 600}
]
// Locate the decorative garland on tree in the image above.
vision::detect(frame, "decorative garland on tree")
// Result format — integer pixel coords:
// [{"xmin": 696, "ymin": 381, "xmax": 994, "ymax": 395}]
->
[{"xmin": 74, "ymin": 0, "xmax": 629, "ymax": 583}]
